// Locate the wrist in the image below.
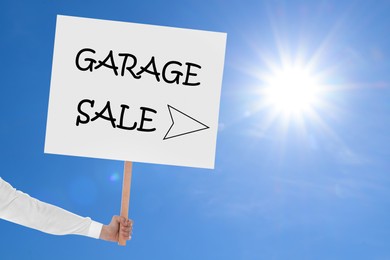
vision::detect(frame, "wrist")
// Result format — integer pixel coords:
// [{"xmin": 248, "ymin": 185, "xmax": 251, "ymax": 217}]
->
[{"xmin": 99, "ymin": 225, "xmax": 108, "ymax": 240}]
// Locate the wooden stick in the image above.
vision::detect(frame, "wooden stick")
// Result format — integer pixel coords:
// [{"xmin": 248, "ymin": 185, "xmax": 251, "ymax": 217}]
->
[{"xmin": 118, "ymin": 161, "xmax": 132, "ymax": 246}]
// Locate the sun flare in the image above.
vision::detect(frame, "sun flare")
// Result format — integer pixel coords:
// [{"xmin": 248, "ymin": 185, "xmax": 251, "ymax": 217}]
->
[{"xmin": 263, "ymin": 65, "xmax": 321, "ymax": 116}]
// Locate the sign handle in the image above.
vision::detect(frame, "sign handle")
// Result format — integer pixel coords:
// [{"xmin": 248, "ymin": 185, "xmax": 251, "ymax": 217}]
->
[{"xmin": 118, "ymin": 161, "xmax": 132, "ymax": 246}]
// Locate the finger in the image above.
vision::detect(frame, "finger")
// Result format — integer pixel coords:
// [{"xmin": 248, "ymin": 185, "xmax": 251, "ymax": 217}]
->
[
  {"xmin": 121, "ymin": 230, "xmax": 130, "ymax": 237},
  {"xmin": 121, "ymin": 226, "xmax": 131, "ymax": 232},
  {"xmin": 120, "ymin": 228, "xmax": 131, "ymax": 239},
  {"xmin": 119, "ymin": 217, "xmax": 128, "ymax": 227}
]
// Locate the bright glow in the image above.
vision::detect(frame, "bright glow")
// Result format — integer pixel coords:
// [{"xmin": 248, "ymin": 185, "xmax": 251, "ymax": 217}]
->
[
  {"xmin": 263, "ymin": 65, "xmax": 320, "ymax": 115},
  {"xmin": 109, "ymin": 172, "xmax": 120, "ymax": 182}
]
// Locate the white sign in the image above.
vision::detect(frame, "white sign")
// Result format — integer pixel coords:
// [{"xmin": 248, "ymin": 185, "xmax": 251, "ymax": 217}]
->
[{"xmin": 45, "ymin": 15, "xmax": 226, "ymax": 169}]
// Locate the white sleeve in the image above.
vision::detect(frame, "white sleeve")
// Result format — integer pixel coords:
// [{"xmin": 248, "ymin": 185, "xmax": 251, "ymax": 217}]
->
[{"xmin": 0, "ymin": 177, "xmax": 103, "ymax": 239}]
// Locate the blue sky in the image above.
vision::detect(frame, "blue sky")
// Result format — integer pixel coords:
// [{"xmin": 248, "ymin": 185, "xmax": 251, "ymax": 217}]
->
[{"xmin": 1, "ymin": 0, "xmax": 390, "ymax": 259}]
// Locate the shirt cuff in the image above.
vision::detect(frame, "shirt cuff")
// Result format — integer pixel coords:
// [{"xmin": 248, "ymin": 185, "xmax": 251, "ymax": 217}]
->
[{"xmin": 87, "ymin": 220, "xmax": 103, "ymax": 239}]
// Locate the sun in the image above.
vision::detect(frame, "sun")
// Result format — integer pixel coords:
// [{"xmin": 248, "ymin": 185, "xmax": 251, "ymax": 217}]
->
[{"xmin": 263, "ymin": 65, "xmax": 321, "ymax": 116}]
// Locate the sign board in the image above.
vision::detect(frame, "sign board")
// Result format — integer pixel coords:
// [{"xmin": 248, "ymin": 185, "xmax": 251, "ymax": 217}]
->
[{"xmin": 45, "ymin": 15, "xmax": 226, "ymax": 169}]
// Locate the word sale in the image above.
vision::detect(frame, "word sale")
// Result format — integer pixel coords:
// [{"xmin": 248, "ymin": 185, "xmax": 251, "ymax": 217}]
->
[{"xmin": 76, "ymin": 99, "xmax": 157, "ymax": 132}]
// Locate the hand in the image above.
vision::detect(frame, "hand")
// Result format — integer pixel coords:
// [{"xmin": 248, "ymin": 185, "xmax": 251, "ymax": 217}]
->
[{"xmin": 99, "ymin": 216, "xmax": 133, "ymax": 242}]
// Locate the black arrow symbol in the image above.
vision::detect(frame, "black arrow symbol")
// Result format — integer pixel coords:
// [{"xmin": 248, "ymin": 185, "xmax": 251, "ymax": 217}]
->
[{"xmin": 163, "ymin": 105, "xmax": 209, "ymax": 140}]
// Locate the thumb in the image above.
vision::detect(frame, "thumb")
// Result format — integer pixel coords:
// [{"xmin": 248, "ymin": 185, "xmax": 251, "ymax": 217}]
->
[{"xmin": 117, "ymin": 216, "xmax": 128, "ymax": 226}]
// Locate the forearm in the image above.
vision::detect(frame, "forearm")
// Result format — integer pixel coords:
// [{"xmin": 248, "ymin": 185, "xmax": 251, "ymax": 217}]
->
[{"xmin": 0, "ymin": 178, "xmax": 102, "ymax": 238}]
